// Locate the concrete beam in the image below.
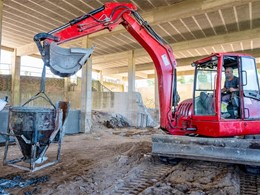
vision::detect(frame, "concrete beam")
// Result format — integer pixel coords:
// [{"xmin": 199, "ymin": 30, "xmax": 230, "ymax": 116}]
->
[
  {"xmin": 1, "ymin": 45, "xmax": 14, "ymax": 52},
  {"xmin": 148, "ymin": 70, "xmax": 195, "ymax": 79},
  {"xmin": 134, "ymin": 28, "xmax": 260, "ymax": 58},
  {"xmin": 16, "ymin": 0, "xmax": 256, "ymax": 56},
  {"xmin": 244, "ymin": 49, "xmax": 260, "ymax": 58},
  {"xmin": 146, "ymin": 0, "xmax": 258, "ymax": 26},
  {"xmin": 178, "ymin": 70, "xmax": 195, "ymax": 76},
  {"xmin": 93, "ymin": 51, "xmax": 128, "ymax": 64},
  {"xmin": 29, "ymin": 54, "xmax": 41, "ymax": 59},
  {"xmin": 135, "ymin": 72, "xmax": 148, "ymax": 79},
  {"xmin": 101, "ymin": 49, "xmax": 260, "ymax": 75},
  {"xmin": 83, "ymin": 0, "xmax": 257, "ymax": 39},
  {"xmin": 102, "ymin": 66, "xmax": 127, "ymax": 75},
  {"xmin": 173, "ymin": 30, "xmax": 260, "ymax": 53},
  {"xmin": 17, "ymin": 43, "xmax": 38, "ymax": 56},
  {"xmin": 147, "ymin": 74, "xmax": 155, "ymax": 79},
  {"xmin": 16, "ymin": 26, "xmax": 260, "ymax": 62},
  {"xmin": 91, "ymin": 28, "xmax": 260, "ymax": 66},
  {"xmin": 100, "ymin": 58, "xmax": 195, "ymax": 75},
  {"xmin": 149, "ymin": 62, "xmax": 260, "ymax": 79},
  {"xmin": 95, "ymin": 57, "xmax": 196, "ymax": 72}
]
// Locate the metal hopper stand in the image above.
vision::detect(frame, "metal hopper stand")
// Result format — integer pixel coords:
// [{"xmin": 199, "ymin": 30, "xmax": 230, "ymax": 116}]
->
[{"xmin": 3, "ymin": 62, "xmax": 70, "ymax": 172}]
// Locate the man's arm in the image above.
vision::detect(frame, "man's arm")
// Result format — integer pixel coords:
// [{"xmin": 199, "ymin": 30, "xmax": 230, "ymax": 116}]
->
[
  {"xmin": 221, "ymin": 87, "xmax": 227, "ymax": 93},
  {"xmin": 229, "ymin": 87, "xmax": 239, "ymax": 92},
  {"xmin": 222, "ymin": 80, "xmax": 227, "ymax": 93}
]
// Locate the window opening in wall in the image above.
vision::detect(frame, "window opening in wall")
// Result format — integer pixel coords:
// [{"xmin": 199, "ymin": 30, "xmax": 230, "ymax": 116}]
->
[
  {"xmin": 21, "ymin": 56, "xmax": 60, "ymax": 78},
  {"xmin": 0, "ymin": 50, "xmax": 12, "ymax": 75}
]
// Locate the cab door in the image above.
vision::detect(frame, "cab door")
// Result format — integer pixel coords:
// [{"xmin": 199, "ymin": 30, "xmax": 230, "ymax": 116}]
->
[{"xmin": 240, "ymin": 56, "xmax": 260, "ymax": 134}]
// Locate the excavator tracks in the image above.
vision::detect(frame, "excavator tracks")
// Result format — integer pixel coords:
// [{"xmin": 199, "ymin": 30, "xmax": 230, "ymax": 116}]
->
[
  {"xmin": 111, "ymin": 161, "xmax": 174, "ymax": 194},
  {"xmin": 109, "ymin": 159, "xmax": 260, "ymax": 195},
  {"xmin": 240, "ymin": 172, "xmax": 260, "ymax": 195}
]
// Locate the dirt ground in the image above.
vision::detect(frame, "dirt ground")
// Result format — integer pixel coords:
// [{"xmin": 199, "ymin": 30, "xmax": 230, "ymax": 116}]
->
[{"xmin": 0, "ymin": 112, "xmax": 242, "ymax": 195}]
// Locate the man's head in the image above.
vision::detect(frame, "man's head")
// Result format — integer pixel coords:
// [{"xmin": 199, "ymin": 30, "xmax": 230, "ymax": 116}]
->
[{"xmin": 225, "ymin": 67, "xmax": 234, "ymax": 80}]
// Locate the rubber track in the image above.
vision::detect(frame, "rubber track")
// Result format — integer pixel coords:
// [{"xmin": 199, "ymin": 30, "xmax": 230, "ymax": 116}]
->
[
  {"xmin": 240, "ymin": 172, "xmax": 260, "ymax": 195},
  {"xmin": 113, "ymin": 161, "xmax": 174, "ymax": 194}
]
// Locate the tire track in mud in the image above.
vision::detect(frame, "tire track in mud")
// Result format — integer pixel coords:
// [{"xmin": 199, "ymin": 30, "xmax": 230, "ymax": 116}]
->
[
  {"xmin": 109, "ymin": 160, "xmax": 175, "ymax": 194},
  {"xmin": 113, "ymin": 163, "xmax": 260, "ymax": 195},
  {"xmin": 240, "ymin": 172, "xmax": 260, "ymax": 195}
]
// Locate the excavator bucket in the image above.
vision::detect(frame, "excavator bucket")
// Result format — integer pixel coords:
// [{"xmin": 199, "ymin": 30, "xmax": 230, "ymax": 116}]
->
[
  {"xmin": 152, "ymin": 134, "xmax": 260, "ymax": 166},
  {"xmin": 45, "ymin": 42, "xmax": 94, "ymax": 77}
]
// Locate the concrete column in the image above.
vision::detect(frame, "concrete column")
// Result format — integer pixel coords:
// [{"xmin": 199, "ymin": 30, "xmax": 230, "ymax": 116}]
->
[
  {"xmin": 0, "ymin": 0, "xmax": 3, "ymax": 60},
  {"xmin": 127, "ymin": 50, "xmax": 135, "ymax": 124},
  {"xmin": 99, "ymin": 70, "xmax": 103, "ymax": 84},
  {"xmin": 122, "ymin": 76, "xmax": 127, "ymax": 92},
  {"xmin": 128, "ymin": 50, "xmax": 135, "ymax": 92},
  {"xmin": 99, "ymin": 70, "xmax": 103, "ymax": 92},
  {"xmin": 11, "ymin": 49, "xmax": 21, "ymax": 105},
  {"xmin": 154, "ymin": 73, "xmax": 159, "ymax": 109},
  {"xmin": 80, "ymin": 37, "xmax": 93, "ymax": 133}
]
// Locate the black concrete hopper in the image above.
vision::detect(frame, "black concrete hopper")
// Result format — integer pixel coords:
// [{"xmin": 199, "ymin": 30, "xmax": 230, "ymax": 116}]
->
[
  {"xmin": 3, "ymin": 101, "xmax": 69, "ymax": 172},
  {"xmin": 9, "ymin": 107, "xmax": 61, "ymax": 162}
]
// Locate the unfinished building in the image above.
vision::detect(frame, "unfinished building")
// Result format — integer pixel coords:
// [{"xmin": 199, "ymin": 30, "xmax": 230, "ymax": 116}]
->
[{"xmin": 0, "ymin": 0, "xmax": 260, "ymax": 194}]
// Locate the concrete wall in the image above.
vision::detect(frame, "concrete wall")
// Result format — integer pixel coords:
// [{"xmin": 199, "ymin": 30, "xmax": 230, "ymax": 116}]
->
[
  {"xmin": 92, "ymin": 92, "xmax": 157, "ymax": 128},
  {"xmin": 102, "ymin": 81, "xmax": 124, "ymax": 92},
  {"xmin": 0, "ymin": 75, "xmax": 64, "ymax": 107},
  {"xmin": 0, "ymin": 92, "xmax": 157, "ymax": 142},
  {"xmin": 136, "ymin": 86, "xmax": 155, "ymax": 108},
  {"xmin": 0, "ymin": 75, "xmax": 11, "ymax": 100},
  {"xmin": 0, "ymin": 75, "xmax": 158, "ymax": 131},
  {"xmin": 20, "ymin": 76, "xmax": 64, "ymax": 107}
]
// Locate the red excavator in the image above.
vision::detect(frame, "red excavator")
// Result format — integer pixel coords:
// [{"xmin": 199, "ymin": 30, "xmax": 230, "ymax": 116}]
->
[{"xmin": 34, "ymin": 2, "xmax": 260, "ymax": 166}]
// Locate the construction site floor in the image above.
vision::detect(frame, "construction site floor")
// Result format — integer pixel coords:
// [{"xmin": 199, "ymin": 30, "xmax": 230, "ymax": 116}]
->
[{"xmin": 0, "ymin": 111, "xmax": 257, "ymax": 194}]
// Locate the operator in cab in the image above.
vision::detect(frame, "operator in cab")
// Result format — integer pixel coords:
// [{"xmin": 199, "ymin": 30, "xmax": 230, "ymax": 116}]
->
[
  {"xmin": 221, "ymin": 67, "xmax": 239, "ymax": 100},
  {"xmin": 221, "ymin": 67, "xmax": 239, "ymax": 118}
]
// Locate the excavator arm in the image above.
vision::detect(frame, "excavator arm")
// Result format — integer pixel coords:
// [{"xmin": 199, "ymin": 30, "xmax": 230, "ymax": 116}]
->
[{"xmin": 34, "ymin": 2, "xmax": 178, "ymax": 131}]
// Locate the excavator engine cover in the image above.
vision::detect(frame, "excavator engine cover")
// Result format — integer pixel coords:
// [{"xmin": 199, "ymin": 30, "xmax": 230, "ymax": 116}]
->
[{"xmin": 44, "ymin": 42, "xmax": 94, "ymax": 77}]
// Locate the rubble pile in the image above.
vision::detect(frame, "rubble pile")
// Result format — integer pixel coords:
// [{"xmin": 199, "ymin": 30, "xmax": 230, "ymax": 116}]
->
[{"xmin": 104, "ymin": 114, "xmax": 130, "ymax": 128}]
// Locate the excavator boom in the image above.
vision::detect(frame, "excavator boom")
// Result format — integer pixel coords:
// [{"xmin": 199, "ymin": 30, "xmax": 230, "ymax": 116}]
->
[{"xmin": 34, "ymin": 2, "xmax": 178, "ymax": 131}]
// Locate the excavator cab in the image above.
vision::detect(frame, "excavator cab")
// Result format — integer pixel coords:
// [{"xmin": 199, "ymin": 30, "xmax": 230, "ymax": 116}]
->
[
  {"xmin": 193, "ymin": 54, "xmax": 243, "ymax": 119},
  {"xmin": 192, "ymin": 53, "xmax": 260, "ymax": 137}
]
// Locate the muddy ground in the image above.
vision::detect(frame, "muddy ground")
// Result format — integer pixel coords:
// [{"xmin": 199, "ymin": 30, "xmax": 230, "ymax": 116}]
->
[{"xmin": 0, "ymin": 112, "xmax": 243, "ymax": 194}]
